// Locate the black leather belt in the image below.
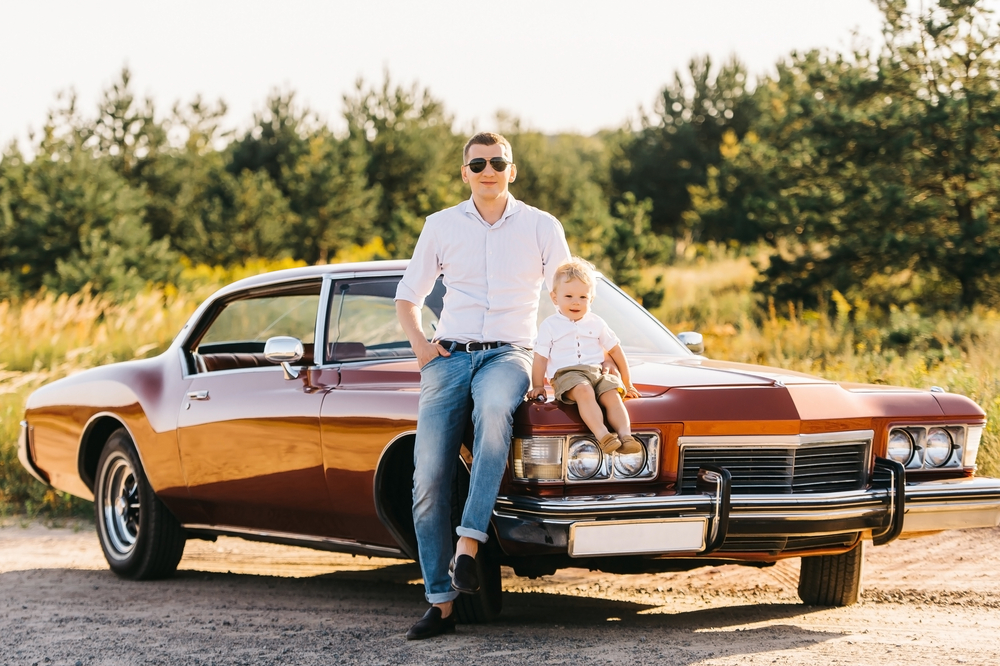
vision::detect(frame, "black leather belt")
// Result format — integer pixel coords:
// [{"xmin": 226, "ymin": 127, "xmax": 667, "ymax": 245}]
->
[{"xmin": 438, "ymin": 340, "xmax": 510, "ymax": 352}]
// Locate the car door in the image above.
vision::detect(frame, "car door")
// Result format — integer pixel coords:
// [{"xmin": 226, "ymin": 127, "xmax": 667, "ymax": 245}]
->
[
  {"xmin": 176, "ymin": 281, "xmax": 338, "ymax": 535},
  {"xmin": 318, "ymin": 275, "xmax": 443, "ymax": 546}
]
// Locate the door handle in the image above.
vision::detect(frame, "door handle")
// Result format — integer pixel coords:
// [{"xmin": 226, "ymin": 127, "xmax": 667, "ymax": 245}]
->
[{"xmin": 186, "ymin": 390, "xmax": 210, "ymax": 401}]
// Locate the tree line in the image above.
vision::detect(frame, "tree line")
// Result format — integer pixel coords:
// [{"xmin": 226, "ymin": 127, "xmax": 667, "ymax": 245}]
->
[{"xmin": 1, "ymin": 0, "xmax": 998, "ymax": 312}]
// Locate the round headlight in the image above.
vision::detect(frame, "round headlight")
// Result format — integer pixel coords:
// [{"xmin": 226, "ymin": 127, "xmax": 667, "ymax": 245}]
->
[
  {"xmin": 887, "ymin": 430, "xmax": 914, "ymax": 465},
  {"xmin": 567, "ymin": 439, "xmax": 602, "ymax": 479},
  {"xmin": 613, "ymin": 444, "xmax": 647, "ymax": 477},
  {"xmin": 925, "ymin": 428, "xmax": 953, "ymax": 467}
]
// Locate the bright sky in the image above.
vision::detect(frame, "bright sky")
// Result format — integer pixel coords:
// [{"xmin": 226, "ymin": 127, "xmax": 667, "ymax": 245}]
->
[{"xmin": 2, "ymin": 0, "xmax": 892, "ymax": 149}]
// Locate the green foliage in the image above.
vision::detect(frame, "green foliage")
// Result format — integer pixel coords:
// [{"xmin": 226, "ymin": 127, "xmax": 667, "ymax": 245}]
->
[
  {"xmin": 700, "ymin": 1, "xmax": 1000, "ymax": 310},
  {"xmin": 343, "ymin": 73, "xmax": 465, "ymax": 256},
  {"xmin": 613, "ymin": 55, "xmax": 758, "ymax": 240}
]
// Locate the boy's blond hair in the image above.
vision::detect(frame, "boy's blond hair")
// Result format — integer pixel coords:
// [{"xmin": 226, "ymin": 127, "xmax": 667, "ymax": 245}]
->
[{"xmin": 552, "ymin": 257, "xmax": 597, "ymax": 293}]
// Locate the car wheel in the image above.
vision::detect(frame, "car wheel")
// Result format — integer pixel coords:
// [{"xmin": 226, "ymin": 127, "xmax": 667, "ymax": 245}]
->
[
  {"xmin": 451, "ymin": 467, "xmax": 504, "ymax": 623},
  {"xmin": 797, "ymin": 540, "xmax": 864, "ymax": 606},
  {"xmin": 94, "ymin": 428, "xmax": 186, "ymax": 580}
]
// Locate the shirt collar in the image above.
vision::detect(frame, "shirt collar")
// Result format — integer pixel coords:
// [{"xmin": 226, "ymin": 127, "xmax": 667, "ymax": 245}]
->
[
  {"xmin": 462, "ymin": 194, "xmax": 520, "ymax": 228},
  {"xmin": 554, "ymin": 310, "xmax": 592, "ymax": 324}
]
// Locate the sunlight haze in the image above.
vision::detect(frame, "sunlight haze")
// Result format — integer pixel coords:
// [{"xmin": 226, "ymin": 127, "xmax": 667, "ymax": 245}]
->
[{"xmin": 3, "ymin": 0, "xmax": 891, "ymax": 147}]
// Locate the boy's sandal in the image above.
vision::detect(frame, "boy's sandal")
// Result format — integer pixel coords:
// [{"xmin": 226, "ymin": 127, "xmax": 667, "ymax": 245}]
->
[
  {"xmin": 598, "ymin": 432, "xmax": 622, "ymax": 454},
  {"xmin": 618, "ymin": 435, "xmax": 643, "ymax": 455}
]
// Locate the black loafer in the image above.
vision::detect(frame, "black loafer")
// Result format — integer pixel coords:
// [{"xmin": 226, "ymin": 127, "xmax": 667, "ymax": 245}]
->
[
  {"xmin": 449, "ymin": 554, "xmax": 480, "ymax": 594},
  {"xmin": 405, "ymin": 606, "xmax": 456, "ymax": 640}
]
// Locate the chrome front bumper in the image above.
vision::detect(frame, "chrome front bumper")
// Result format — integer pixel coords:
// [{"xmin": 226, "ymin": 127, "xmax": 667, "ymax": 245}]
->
[{"xmin": 493, "ymin": 472, "xmax": 1000, "ymax": 556}]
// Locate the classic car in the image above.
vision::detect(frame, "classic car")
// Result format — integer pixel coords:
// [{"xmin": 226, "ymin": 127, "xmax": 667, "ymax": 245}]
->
[{"xmin": 18, "ymin": 260, "xmax": 1000, "ymax": 622}]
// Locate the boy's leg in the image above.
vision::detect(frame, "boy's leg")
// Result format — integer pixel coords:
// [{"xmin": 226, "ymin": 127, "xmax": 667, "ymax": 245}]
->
[
  {"xmin": 567, "ymin": 384, "xmax": 611, "ymax": 440},
  {"xmin": 599, "ymin": 389, "xmax": 631, "ymax": 435},
  {"xmin": 412, "ymin": 354, "xmax": 473, "ymax": 605},
  {"xmin": 599, "ymin": 389, "xmax": 641, "ymax": 454}
]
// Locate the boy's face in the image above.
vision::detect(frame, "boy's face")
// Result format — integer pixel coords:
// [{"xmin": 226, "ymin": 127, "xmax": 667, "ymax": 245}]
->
[{"xmin": 551, "ymin": 278, "xmax": 592, "ymax": 322}]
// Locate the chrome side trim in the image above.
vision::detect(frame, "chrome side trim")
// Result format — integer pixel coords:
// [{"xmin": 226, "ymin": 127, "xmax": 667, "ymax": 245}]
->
[
  {"xmin": 18, "ymin": 421, "xmax": 49, "ymax": 486},
  {"xmin": 181, "ymin": 523, "xmax": 407, "ymax": 559},
  {"xmin": 78, "ymin": 412, "xmax": 147, "ymax": 491},
  {"xmin": 678, "ymin": 429, "xmax": 875, "ymax": 448}
]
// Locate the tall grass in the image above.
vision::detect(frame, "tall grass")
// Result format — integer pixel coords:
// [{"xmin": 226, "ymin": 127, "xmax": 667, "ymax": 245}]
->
[
  {"xmin": 0, "ymin": 257, "xmax": 306, "ymax": 516},
  {"xmin": 2, "ymin": 251, "xmax": 999, "ymax": 516}
]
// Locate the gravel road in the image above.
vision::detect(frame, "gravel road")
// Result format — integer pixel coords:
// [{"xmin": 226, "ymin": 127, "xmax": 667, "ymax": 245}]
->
[{"xmin": 2, "ymin": 520, "xmax": 999, "ymax": 665}]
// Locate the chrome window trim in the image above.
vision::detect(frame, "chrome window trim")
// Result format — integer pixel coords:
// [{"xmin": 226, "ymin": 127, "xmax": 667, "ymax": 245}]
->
[
  {"xmin": 315, "ymin": 274, "xmax": 334, "ymax": 365},
  {"xmin": 180, "ymin": 276, "xmax": 326, "ymax": 379}
]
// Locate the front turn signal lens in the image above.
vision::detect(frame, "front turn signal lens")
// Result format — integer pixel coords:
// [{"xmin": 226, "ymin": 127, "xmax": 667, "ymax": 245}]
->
[
  {"xmin": 512, "ymin": 437, "xmax": 563, "ymax": 480},
  {"xmin": 964, "ymin": 426, "xmax": 983, "ymax": 467}
]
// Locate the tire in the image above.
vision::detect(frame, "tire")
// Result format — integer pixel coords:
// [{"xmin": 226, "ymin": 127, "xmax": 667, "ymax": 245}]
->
[
  {"xmin": 451, "ymin": 467, "xmax": 504, "ymax": 623},
  {"xmin": 94, "ymin": 428, "xmax": 186, "ymax": 580},
  {"xmin": 797, "ymin": 540, "xmax": 865, "ymax": 606}
]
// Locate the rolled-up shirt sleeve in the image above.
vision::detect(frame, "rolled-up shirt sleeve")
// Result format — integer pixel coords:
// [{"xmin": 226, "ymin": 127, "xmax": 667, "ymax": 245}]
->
[
  {"xmin": 395, "ymin": 221, "xmax": 440, "ymax": 307},
  {"xmin": 539, "ymin": 216, "xmax": 572, "ymax": 293}
]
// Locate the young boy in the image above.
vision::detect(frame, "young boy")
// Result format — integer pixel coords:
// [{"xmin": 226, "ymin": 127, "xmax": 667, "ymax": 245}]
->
[{"xmin": 527, "ymin": 258, "xmax": 642, "ymax": 456}]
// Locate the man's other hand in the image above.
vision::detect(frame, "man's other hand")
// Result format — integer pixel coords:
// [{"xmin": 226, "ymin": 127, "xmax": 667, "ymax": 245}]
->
[{"xmin": 416, "ymin": 340, "xmax": 450, "ymax": 368}]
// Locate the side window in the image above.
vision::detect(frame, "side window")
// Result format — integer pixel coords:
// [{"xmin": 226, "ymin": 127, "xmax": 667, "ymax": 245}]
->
[
  {"xmin": 193, "ymin": 284, "xmax": 321, "ymax": 373},
  {"xmin": 325, "ymin": 277, "xmax": 444, "ymax": 362}
]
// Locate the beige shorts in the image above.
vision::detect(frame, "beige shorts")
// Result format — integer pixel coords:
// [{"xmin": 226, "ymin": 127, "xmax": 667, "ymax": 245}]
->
[{"xmin": 552, "ymin": 364, "xmax": 625, "ymax": 405}]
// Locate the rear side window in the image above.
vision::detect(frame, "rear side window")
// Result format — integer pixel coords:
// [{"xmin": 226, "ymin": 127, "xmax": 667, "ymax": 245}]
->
[
  {"xmin": 190, "ymin": 282, "xmax": 321, "ymax": 373},
  {"xmin": 201, "ymin": 294, "xmax": 319, "ymax": 350}
]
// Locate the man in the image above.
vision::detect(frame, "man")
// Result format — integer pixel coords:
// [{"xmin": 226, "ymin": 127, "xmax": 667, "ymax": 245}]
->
[{"xmin": 395, "ymin": 132, "xmax": 571, "ymax": 639}]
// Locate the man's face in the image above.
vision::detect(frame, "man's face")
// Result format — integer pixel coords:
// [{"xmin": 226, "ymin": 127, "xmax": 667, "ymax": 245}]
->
[{"xmin": 462, "ymin": 143, "xmax": 516, "ymax": 202}]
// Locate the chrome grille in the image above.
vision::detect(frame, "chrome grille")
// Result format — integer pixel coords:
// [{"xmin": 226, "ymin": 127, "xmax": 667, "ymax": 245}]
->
[{"xmin": 678, "ymin": 432, "xmax": 871, "ymax": 495}]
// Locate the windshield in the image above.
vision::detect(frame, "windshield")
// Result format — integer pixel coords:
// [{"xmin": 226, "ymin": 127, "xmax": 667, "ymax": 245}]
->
[
  {"xmin": 536, "ymin": 277, "xmax": 690, "ymax": 356},
  {"xmin": 323, "ymin": 274, "xmax": 689, "ymax": 362}
]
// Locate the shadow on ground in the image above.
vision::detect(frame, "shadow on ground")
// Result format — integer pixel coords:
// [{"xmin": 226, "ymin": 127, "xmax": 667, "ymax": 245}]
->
[{"xmin": 1, "ymin": 565, "xmax": 841, "ymax": 665}]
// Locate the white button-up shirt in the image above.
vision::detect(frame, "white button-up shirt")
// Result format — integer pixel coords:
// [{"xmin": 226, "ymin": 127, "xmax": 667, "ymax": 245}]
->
[
  {"xmin": 395, "ymin": 195, "xmax": 571, "ymax": 348},
  {"xmin": 534, "ymin": 311, "xmax": 621, "ymax": 379}
]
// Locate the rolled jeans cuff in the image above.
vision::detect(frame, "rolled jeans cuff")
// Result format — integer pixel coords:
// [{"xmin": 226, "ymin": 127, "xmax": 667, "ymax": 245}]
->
[
  {"xmin": 426, "ymin": 589, "xmax": 459, "ymax": 604},
  {"xmin": 456, "ymin": 526, "xmax": 489, "ymax": 543}
]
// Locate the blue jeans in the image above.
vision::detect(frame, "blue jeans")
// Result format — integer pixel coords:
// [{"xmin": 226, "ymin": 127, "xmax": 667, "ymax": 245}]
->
[{"xmin": 412, "ymin": 345, "xmax": 532, "ymax": 604}]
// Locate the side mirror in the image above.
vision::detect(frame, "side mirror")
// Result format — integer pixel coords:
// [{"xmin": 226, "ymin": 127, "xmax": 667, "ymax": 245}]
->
[
  {"xmin": 264, "ymin": 336, "xmax": 304, "ymax": 380},
  {"xmin": 677, "ymin": 331, "xmax": 705, "ymax": 355}
]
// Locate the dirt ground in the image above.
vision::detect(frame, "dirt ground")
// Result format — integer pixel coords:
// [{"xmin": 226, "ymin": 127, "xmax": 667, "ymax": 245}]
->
[{"xmin": 1, "ymin": 520, "xmax": 999, "ymax": 666}]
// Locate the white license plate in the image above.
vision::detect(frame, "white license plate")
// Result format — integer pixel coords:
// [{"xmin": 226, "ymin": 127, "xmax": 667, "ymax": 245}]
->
[{"xmin": 568, "ymin": 518, "xmax": 707, "ymax": 557}]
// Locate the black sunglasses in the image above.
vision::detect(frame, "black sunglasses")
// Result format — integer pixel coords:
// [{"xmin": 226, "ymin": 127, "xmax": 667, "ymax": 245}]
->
[{"xmin": 463, "ymin": 157, "xmax": 513, "ymax": 173}]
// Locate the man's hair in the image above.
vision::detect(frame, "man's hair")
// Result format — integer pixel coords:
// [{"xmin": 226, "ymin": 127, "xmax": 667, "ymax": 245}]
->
[
  {"xmin": 463, "ymin": 132, "xmax": 513, "ymax": 163},
  {"xmin": 552, "ymin": 257, "xmax": 597, "ymax": 293}
]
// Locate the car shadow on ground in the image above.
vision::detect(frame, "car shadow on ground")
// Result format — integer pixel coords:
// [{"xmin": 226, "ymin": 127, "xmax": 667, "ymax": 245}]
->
[{"xmin": 2, "ymin": 565, "xmax": 842, "ymax": 665}]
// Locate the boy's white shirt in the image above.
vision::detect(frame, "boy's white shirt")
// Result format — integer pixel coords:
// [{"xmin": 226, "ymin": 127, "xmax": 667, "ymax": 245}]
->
[{"xmin": 534, "ymin": 311, "xmax": 621, "ymax": 379}]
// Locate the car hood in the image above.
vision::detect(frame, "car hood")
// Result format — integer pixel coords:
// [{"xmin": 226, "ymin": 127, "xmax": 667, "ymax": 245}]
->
[{"xmin": 629, "ymin": 356, "xmax": 830, "ymax": 394}]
